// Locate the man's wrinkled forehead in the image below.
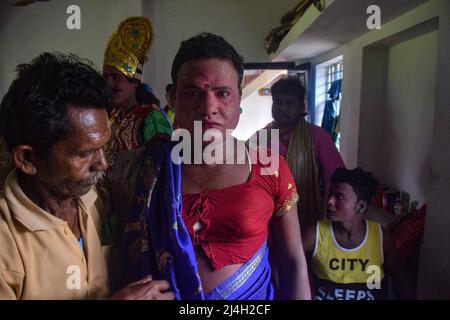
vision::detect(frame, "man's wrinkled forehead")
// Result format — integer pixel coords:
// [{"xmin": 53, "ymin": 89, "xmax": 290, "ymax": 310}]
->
[{"xmin": 62, "ymin": 106, "xmax": 108, "ymax": 139}]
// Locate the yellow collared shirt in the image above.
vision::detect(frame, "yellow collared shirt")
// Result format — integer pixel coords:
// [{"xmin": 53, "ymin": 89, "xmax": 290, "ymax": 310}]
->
[{"xmin": 0, "ymin": 170, "xmax": 110, "ymax": 299}]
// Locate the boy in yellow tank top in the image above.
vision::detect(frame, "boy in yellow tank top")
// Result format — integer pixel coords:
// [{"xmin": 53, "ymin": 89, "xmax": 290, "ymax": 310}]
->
[{"xmin": 303, "ymin": 168, "xmax": 415, "ymax": 300}]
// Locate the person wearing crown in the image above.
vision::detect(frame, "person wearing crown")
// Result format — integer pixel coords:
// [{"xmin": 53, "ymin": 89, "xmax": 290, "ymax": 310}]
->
[
  {"xmin": 101, "ymin": 17, "xmax": 174, "ymax": 295},
  {"xmin": 103, "ymin": 17, "xmax": 172, "ymax": 160}
]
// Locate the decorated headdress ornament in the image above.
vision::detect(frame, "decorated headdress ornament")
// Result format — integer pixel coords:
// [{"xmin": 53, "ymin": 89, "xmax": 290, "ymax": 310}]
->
[{"xmin": 104, "ymin": 17, "xmax": 153, "ymax": 81}]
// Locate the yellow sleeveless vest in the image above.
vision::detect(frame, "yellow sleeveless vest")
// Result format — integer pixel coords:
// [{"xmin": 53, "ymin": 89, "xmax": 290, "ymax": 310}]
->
[{"xmin": 311, "ymin": 219, "xmax": 387, "ymax": 300}]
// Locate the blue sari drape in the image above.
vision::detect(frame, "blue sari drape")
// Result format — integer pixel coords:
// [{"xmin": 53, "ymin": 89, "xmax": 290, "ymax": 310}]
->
[
  {"xmin": 121, "ymin": 142, "xmax": 204, "ymax": 299},
  {"xmin": 205, "ymin": 241, "xmax": 274, "ymax": 300}
]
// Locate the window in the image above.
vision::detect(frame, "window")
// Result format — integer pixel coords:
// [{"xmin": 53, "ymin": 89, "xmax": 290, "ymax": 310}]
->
[
  {"xmin": 327, "ymin": 61, "xmax": 343, "ymax": 149},
  {"xmin": 326, "ymin": 62, "xmax": 343, "ymax": 116},
  {"xmin": 315, "ymin": 57, "xmax": 343, "ymax": 150},
  {"xmin": 326, "ymin": 62, "xmax": 343, "ymax": 92}
]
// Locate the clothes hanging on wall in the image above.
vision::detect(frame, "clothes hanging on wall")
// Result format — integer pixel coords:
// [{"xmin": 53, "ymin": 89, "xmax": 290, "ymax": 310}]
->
[{"xmin": 321, "ymin": 79, "xmax": 342, "ymax": 142}]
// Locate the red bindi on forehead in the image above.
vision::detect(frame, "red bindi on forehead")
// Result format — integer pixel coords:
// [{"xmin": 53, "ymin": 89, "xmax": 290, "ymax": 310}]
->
[{"xmin": 188, "ymin": 75, "xmax": 221, "ymax": 90}]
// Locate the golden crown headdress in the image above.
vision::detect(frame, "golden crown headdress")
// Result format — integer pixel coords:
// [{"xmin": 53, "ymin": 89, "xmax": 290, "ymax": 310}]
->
[{"xmin": 104, "ymin": 17, "xmax": 153, "ymax": 80}]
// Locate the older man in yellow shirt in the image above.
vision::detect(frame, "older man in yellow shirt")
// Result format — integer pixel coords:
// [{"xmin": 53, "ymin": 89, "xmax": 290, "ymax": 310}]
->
[
  {"xmin": 0, "ymin": 173, "xmax": 110, "ymax": 299},
  {"xmin": 0, "ymin": 53, "xmax": 174, "ymax": 300}
]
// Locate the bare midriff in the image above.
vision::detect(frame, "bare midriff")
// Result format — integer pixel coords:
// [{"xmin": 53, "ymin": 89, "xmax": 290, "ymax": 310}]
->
[{"xmin": 195, "ymin": 247, "xmax": 243, "ymax": 295}]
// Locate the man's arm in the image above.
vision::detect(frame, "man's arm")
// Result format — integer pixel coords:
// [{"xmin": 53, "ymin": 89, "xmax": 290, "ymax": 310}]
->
[
  {"xmin": 0, "ymin": 269, "xmax": 23, "ymax": 300},
  {"xmin": 311, "ymin": 125, "xmax": 345, "ymax": 197},
  {"xmin": 0, "ymin": 209, "xmax": 24, "ymax": 299},
  {"xmin": 271, "ymin": 202, "xmax": 311, "ymax": 300},
  {"xmin": 302, "ymin": 225, "xmax": 317, "ymax": 256}
]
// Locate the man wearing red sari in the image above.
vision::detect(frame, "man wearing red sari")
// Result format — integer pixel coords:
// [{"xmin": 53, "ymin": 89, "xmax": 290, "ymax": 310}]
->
[{"xmin": 170, "ymin": 33, "xmax": 311, "ymax": 299}]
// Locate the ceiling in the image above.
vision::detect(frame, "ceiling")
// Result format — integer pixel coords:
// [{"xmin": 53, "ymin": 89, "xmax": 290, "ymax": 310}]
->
[{"xmin": 274, "ymin": 0, "xmax": 430, "ymax": 62}]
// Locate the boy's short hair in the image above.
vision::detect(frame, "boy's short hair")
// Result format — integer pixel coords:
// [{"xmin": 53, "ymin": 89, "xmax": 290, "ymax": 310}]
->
[{"xmin": 331, "ymin": 168, "xmax": 379, "ymax": 203}]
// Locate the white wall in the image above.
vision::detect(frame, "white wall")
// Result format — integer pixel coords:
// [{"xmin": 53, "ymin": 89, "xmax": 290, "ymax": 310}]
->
[
  {"xmin": 358, "ymin": 45, "xmax": 389, "ymax": 183},
  {"xmin": 358, "ymin": 29, "xmax": 437, "ymax": 207},
  {"xmin": 0, "ymin": 0, "xmax": 142, "ymax": 97},
  {"xmin": 417, "ymin": 0, "xmax": 450, "ymax": 299},
  {"xmin": 234, "ymin": 92, "xmax": 274, "ymax": 141},
  {"xmin": 234, "ymin": 70, "xmax": 287, "ymax": 141},
  {"xmin": 142, "ymin": 0, "xmax": 298, "ymax": 102},
  {"xmin": 380, "ymin": 32, "xmax": 437, "ymax": 206}
]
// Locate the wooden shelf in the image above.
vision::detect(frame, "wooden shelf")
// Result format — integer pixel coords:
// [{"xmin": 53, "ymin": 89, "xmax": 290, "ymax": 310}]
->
[
  {"xmin": 270, "ymin": 0, "xmax": 335, "ymax": 62},
  {"xmin": 269, "ymin": 0, "xmax": 429, "ymax": 62},
  {"xmin": 270, "ymin": 1, "xmax": 329, "ymax": 59}
]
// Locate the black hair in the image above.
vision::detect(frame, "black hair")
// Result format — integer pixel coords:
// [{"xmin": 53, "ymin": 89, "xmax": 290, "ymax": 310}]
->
[
  {"xmin": 171, "ymin": 32, "xmax": 244, "ymax": 89},
  {"xmin": 136, "ymin": 83, "xmax": 160, "ymax": 107},
  {"xmin": 271, "ymin": 76, "xmax": 306, "ymax": 111},
  {"xmin": 0, "ymin": 52, "xmax": 111, "ymax": 153},
  {"xmin": 165, "ymin": 83, "xmax": 173, "ymax": 94},
  {"xmin": 125, "ymin": 77, "xmax": 160, "ymax": 107},
  {"xmin": 331, "ymin": 168, "xmax": 379, "ymax": 204}
]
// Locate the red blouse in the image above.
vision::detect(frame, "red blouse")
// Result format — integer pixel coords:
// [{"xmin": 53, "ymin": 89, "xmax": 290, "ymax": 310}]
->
[{"xmin": 182, "ymin": 152, "xmax": 299, "ymax": 270}]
